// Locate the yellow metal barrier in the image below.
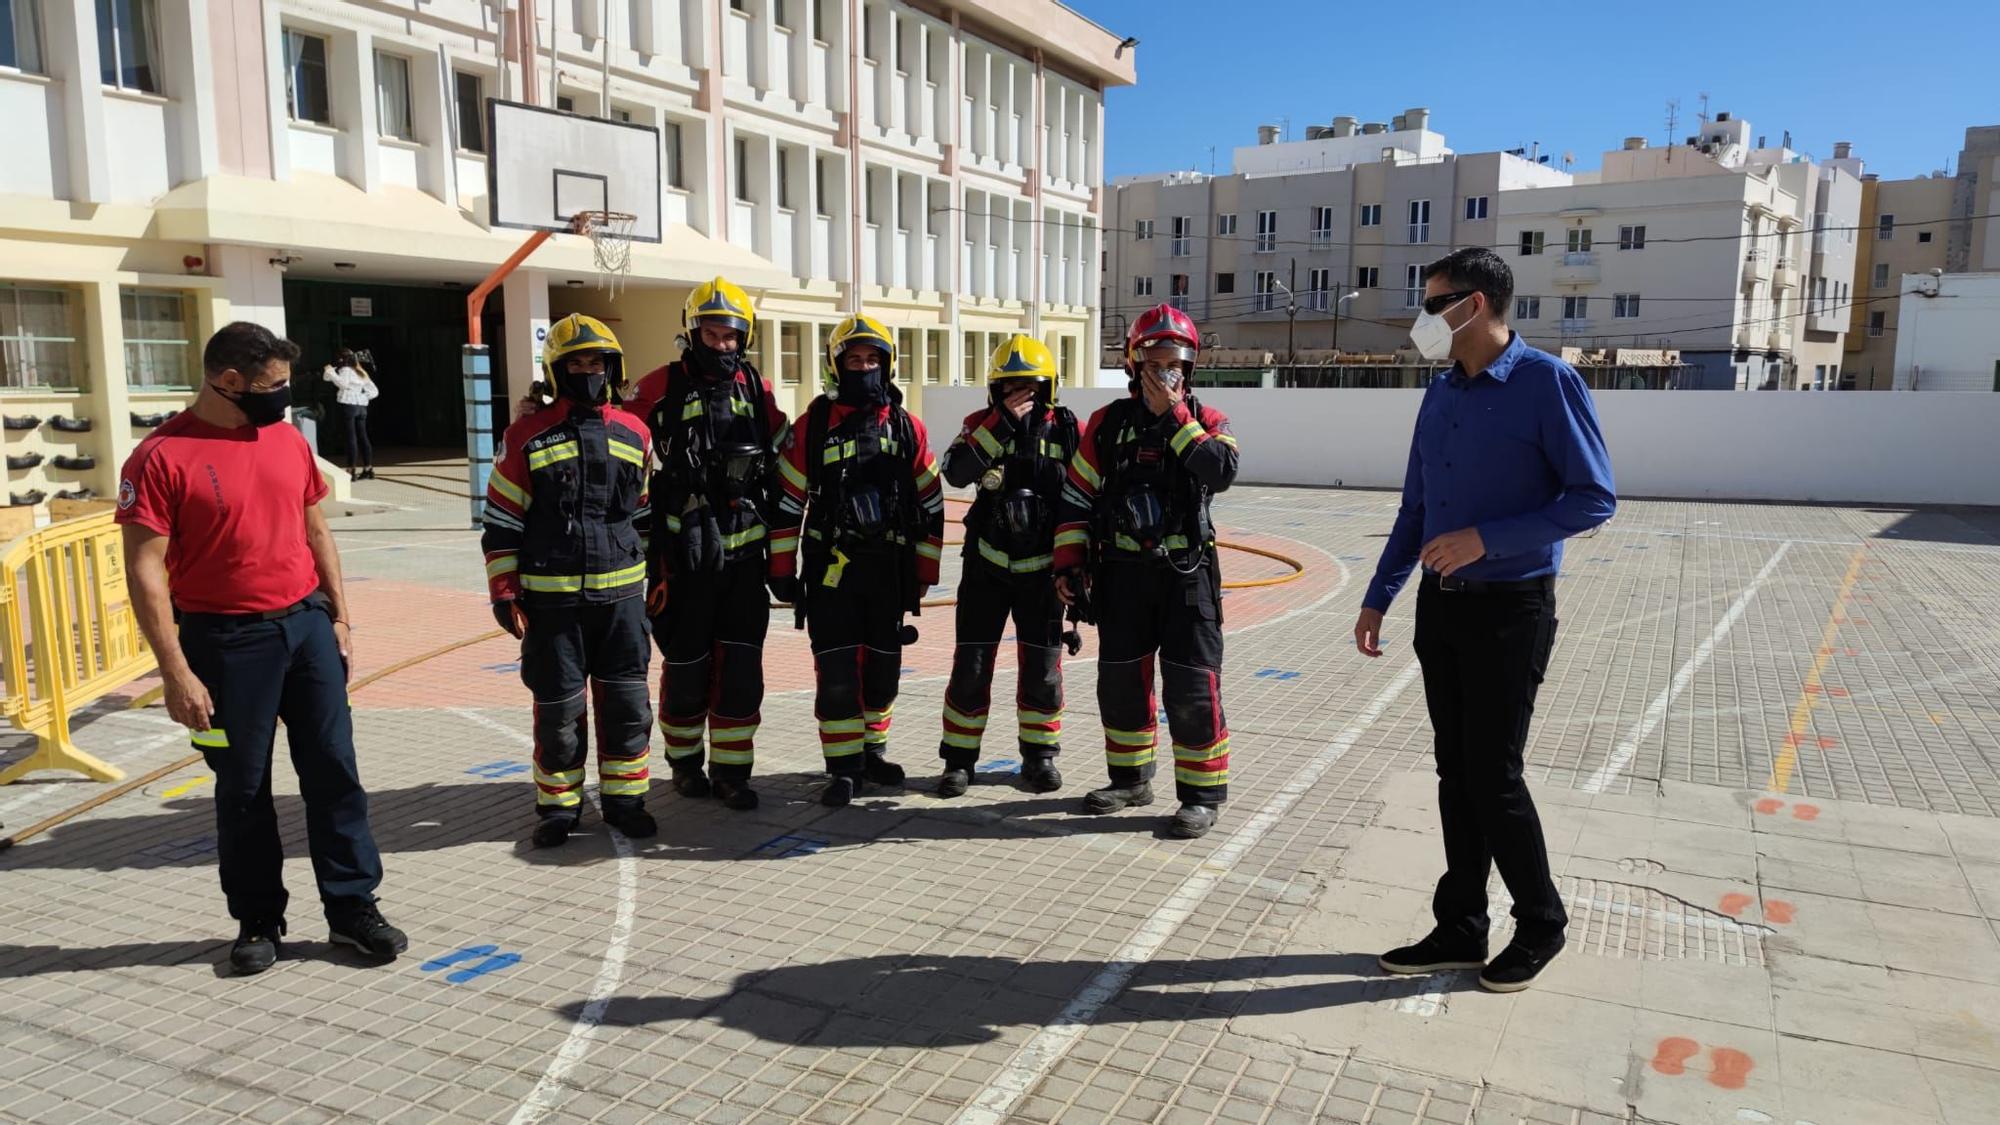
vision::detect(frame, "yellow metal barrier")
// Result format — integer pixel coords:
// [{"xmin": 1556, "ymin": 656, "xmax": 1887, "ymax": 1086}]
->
[{"xmin": 0, "ymin": 511, "xmax": 155, "ymax": 785}]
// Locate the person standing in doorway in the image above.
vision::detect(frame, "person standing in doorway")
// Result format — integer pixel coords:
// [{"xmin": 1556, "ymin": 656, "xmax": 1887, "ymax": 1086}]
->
[
  {"xmin": 118, "ymin": 321, "xmax": 405, "ymax": 976},
  {"xmin": 325, "ymin": 349, "xmax": 380, "ymax": 480},
  {"xmin": 1357, "ymin": 247, "xmax": 1615, "ymax": 993}
]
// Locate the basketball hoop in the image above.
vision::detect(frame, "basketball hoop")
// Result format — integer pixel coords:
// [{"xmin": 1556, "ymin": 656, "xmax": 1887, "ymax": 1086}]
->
[{"xmin": 572, "ymin": 210, "xmax": 637, "ymax": 295}]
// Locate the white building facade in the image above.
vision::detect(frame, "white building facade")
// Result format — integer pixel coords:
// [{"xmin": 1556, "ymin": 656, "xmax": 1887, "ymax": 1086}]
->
[{"xmin": 1892, "ymin": 272, "xmax": 2000, "ymax": 391}]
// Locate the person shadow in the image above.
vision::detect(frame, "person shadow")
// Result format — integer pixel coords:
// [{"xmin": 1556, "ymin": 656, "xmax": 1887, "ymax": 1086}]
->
[{"xmin": 558, "ymin": 952, "xmax": 1483, "ymax": 1048}]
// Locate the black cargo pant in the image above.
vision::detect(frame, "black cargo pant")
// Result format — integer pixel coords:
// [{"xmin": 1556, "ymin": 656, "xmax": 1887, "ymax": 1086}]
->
[
  {"xmin": 179, "ymin": 595, "xmax": 383, "ymax": 923},
  {"xmin": 1094, "ymin": 558, "xmax": 1230, "ymax": 806},
  {"xmin": 521, "ymin": 596, "xmax": 653, "ymax": 820},
  {"xmin": 651, "ymin": 557, "xmax": 770, "ymax": 783},
  {"xmin": 804, "ymin": 549, "xmax": 907, "ymax": 775},
  {"xmin": 939, "ymin": 555, "xmax": 1066, "ymax": 770},
  {"xmin": 1412, "ymin": 574, "xmax": 1568, "ymax": 944}
]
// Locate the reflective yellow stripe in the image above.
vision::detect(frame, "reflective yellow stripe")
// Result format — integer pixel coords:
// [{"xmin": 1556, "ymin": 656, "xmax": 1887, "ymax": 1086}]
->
[
  {"xmin": 584, "ymin": 563, "xmax": 648, "ymax": 590},
  {"xmin": 944, "ymin": 704, "xmax": 987, "ymax": 729},
  {"xmin": 1113, "ymin": 533, "xmax": 1192, "ymax": 553},
  {"xmin": 661, "ymin": 720, "xmax": 705, "ymax": 739},
  {"xmin": 722, "ymin": 525, "xmax": 767, "ymax": 551},
  {"xmin": 863, "ymin": 707, "xmax": 894, "ymax": 724},
  {"xmin": 681, "ymin": 399, "xmax": 704, "ymax": 421},
  {"xmin": 770, "ymin": 533, "xmax": 799, "ymax": 554},
  {"xmin": 1175, "ymin": 766, "xmax": 1229, "ymax": 787},
  {"xmin": 537, "ymin": 789, "xmax": 584, "ymax": 807},
  {"xmin": 915, "ymin": 540, "xmax": 942, "ymax": 562},
  {"xmin": 914, "ymin": 461, "xmax": 939, "ymax": 490},
  {"xmin": 710, "ymin": 748, "xmax": 754, "ymax": 765},
  {"xmin": 609, "ymin": 440, "xmax": 645, "ymax": 467},
  {"xmin": 600, "ymin": 749, "xmax": 650, "ymax": 774},
  {"xmin": 943, "ymin": 732, "xmax": 984, "ymax": 749},
  {"xmin": 485, "ymin": 555, "xmax": 519, "ymax": 579},
  {"xmin": 972, "ymin": 425, "xmax": 1004, "ymax": 458},
  {"xmin": 1106, "ymin": 748, "xmax": 1155, "ymax": 768},
  {"xmin": 822, "ymin": 741, "xmax": 866, "ymax": 757},
  {"xmin": 819, "ymin": 717, "xmax": 866, "ymax": 734},
  {"xmin": 1105, "ymin": 728, "xmax": 1157, "ymax": 747},
  {"xmin": 821, "ymin": 546, "xmax": 850, "ymax": 588},
  {"xmin": 1018, "ymin": 708, "xmax": 1061, "ymax": 725},
  {"xmin": 1019, "ymin": 727, "xmax": 1062, "ymax": 746},
  {"xmin": 777, "ymin": 457, "xmax": 807, "ymax": 490},
  {"xmin": 1215, "ymin": 432, "xmax": 1238, "ymax": 447},
  {"xmin": 1041, "ymin": 439, "xmax": 1065, "ymax": 459},
  {"xmin": 709, "ymin": 723, "xmax": 758, "ymax": 742},
  {"xmin": 1070, "ymin": 454, "xmax": 1102, "ymax": 489},
  {"xmin": 489, "ymin": 469, "xmax": 529, "ymax": 508},
  {"xmin": 600, "ymin": 778, "xmax": 649, "ymax": 796},
  {"xmin": 977, "ymin": 538, "xmax": 1052, "ymax": 574},
  {"xmin": 1054, "ymin": 527, "xmax": 1089, "ymax": 550},
  {"xmin": 1169, "ymin": 420, "xmax": 1205, "ymax": 455},
  {"xmin": 534, "ymin": 766, "xmax": 584, "ymax": 788},
  {"xmin": 521, "ymin": 574, "xmax": 584, "ymax": 593},
  {"xmin": 527, "ymin": 441, "xmax": 580, "ymax": 470},
  {"xmin": 1173, "ymin": 738, "xmax": 1230, "ymax": 763},
  {"xmin": 190, "ymin": 729, "xmax": 229, "ymax": 749}
]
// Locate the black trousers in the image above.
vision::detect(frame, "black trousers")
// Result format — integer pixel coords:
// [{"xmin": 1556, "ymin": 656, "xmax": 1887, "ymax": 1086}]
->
[
  {"xmin": 179, "ymin": 598, "xmax": 382, "ymax": 923},
  {"xmin": 521, "ymin": 596, "xmax": 653, "ymax": 817},
  {"xmin": 1412, "ymin": 576, "xmax": 1567, "ymax": 941},
  {"xmin": 1095, "ymin": 559, "xmax": 1229, "ymax": 806},
  {"xmin": 939, "ymin": 556, "xmax": 1066, "ymax": 769},
  {"xmin": 340, "ymin": 404, "xmax": 373, "ymax": 470},
  {"xmin": 651, "ymin": 557, "xmax": 770, "ymax": 782},
  {"xmin": 804, "ymin": 550, "xmax": 906, "ymax": 773}
]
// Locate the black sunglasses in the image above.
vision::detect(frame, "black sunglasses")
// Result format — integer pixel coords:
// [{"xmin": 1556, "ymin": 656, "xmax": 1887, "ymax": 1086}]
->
[{"xmin": 1421, "ymin": 290, "xmax": 1478, "ymax": 316}]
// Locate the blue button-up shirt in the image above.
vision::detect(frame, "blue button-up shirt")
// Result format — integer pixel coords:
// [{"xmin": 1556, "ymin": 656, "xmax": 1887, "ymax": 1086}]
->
[{"xmin": 1363, "ymin": 332, "xmax": 1616, "ymax": 612}]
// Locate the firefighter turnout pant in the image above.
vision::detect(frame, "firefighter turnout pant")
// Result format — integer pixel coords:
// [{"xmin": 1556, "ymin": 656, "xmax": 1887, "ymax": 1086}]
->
[
  {"xmin": 805, "ymin": 550, "xmax": 907, "ymax": 775},
  {"xmin": 939, "ymin": 557, "xmax": 1065, "ymax": 770},
  {"xmin": 1094, "ymin": 559, "xmax": 1230, "ymax": 806},
  {"xmin": 522, "ymin": 596, "xmax": 654, "ymax": 818},
  {"xmin": 652, "ymin": 557, "xmax": 769, "ymax": 783}
]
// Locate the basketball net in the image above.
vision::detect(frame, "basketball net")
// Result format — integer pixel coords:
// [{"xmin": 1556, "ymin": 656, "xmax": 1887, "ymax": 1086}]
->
[{"xmin": 574, "ymin": 210, "xmax": 637, "ymax": 297}]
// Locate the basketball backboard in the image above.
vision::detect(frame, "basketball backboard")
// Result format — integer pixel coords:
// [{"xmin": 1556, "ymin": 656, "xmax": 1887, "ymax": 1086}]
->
[{"xmin": 485, "ymin": 98, "xmax": 663, "ymax": 243}]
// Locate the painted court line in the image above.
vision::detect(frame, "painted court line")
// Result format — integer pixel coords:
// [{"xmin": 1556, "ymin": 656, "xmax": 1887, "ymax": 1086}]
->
[
  {"xmin": 951, "ymin": 660, "xmax": 1423, "ymax": 1125},
  {"xmin": 1767, "ymin": 546, "xmax": 1866, "ymax": 794},
  {"xmin": 1582, "ymin": 541, "xmax": 1793, "ymax": 794}
]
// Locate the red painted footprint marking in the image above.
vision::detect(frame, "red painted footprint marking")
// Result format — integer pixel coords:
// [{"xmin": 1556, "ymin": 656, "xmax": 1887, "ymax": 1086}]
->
[
  {"xmin": 1718, "ymin": 893, "xmax": 1754, "ymax": 917},
  {"xmin": 1651, "ymin": 1037, "xmax": 1700, "ymax": 1077},
  {"xmin": 1709, "ymin": 1046, "xmax": 1755, "ymax": 1089}
]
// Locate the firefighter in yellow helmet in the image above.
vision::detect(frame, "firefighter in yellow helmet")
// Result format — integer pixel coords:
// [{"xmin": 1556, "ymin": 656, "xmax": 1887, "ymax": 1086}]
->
[
  {"xmin": 481, "ymin": 313, "xmax": 657, "ymax": 847},
  {"xmin": 933, "ymin": 334, "xmax": 1081, "ymax": 797},
  {"xmin": 620, "ymin": 277, "xmax": 787, "ymax": 810},
  {"xmin": 766, "ymin": 314, "xmax": 946, "ymax": 806}
]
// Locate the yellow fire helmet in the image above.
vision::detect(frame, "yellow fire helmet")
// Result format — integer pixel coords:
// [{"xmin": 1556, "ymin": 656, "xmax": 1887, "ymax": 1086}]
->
[
  {"xmin": 822, "ymin": 314, "xmax": 897, "ymax": 394},
  {"xmin": 987, "ymin": 333, "xmax": 1060, "ymax": 404},
  {"xmin": 542, "ymin": 313, "xmax": 626, "ymax": 391},
  {"xmin": 683, "ymin": 277, "xmax": 757, "ymax": 349}
]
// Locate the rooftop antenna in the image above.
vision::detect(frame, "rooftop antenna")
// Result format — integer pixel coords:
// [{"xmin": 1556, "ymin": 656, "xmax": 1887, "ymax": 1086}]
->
[
  {"xmin": 1208, "ymin": 145, "xmax": 1216, "ymax": 175},
  {"xmin": 1279, "ymin": 115, "xmax": 1290, "ymax": 142},
  {"xmin": 1697, "ymin": 92, "xmax": 1711, "ymax": 130},
  {"xmin": 1665, "ymin": 98, "xmax": 1679, "ymax": 162}
]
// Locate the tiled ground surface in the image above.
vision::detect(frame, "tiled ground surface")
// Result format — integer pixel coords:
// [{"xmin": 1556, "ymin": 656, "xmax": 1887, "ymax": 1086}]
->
[{"xmin": 3, "ymin": 458, "xmax": 1998, "ymax": 1124}]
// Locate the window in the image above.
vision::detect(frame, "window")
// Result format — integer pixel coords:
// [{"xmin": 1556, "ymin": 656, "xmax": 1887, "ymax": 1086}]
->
[
  {"xmin": 1918, "ymin": 230, "xmax": 1933, "ymax": 244},
  {"xmin": 1463, "ymin": 196, "xmax": 1488, "ymax": 221},
  {"xmin": 1311, "ymin": 205, "xmax": 1334, "ymax": 241},
  {"xmin": 284, "ymin": 30, "xmax": 331, "ymax": 124},
  {"xmin": 776, "ymin": 148, "xmax": 792, "ymax": 210},
  {"xmin": 1867, "ymin": 311, "xmax": 1885, "ymax": 337},
  {"xmin": 1133, "ymin": 219, "xmax": 1153, "ymax": 241},
  {"xmin": 894, "ymin": 20, "xmax": 908, "ymax": 73},
  {"xmin": 1255, "ymin": 209, "xmax": 1277, "ymax": 252},
  {"xmin": 1407, "ymin": 199, "xmax": 1431, "ymax": 243},
  {"xmin": 98, "ymin": 0, "xmax": 160, "ymax": 92},
  {"xmin": 1254, "ymin": 271, "xmax": 1277, "ymax": 312},
  {"xmin": 1567, "ymin": 228, "xmax": 1593, "ymax": 252},
  {"xmin": 1359, "ymin": 204, "xmax": 1381, "ymax": 227},
  {"xmin": 663, "ymin": 120, "xmax": 685, "ymax": 188},
  {"xmin": 1877, "ymin": 214, "xmax": 1894, "ymax": 240},
  {"xmin": 0, "ymin": 284, "xmax": 82, "ymax": 390},
  {"xmin": 121, "ymin": 288, "xmax": 194, "ymax": 387},
  {"xmin": 1133, "ymin": 276, "xmax": 1152, "ymax": 297},
  {"xmin": 454, "ymin": 71, "xmax": 486, "ymax": 152},
  {"xmin": 1404, "ymin": 264, "xmax": 1422, "ymax": 308},
  {"xmin": 2, "ymin": 0, "xmax": 46, "ymax": 73},
  {"xmin": 1515, "ymin": 296, "xmax": 1541, "ymax": 320},
  {"xmin": 814, "ymin": 154, "xmax": 831, "ymax": 217},
  {"xmin": 812, "ymin": 0, "xmax": 827, "ymax": 41},
  {"xmin": 375, "ymin": 51, "xmax": 413, "ymax": 140},
  {"xmin": 1214, "ymin": 272, "xmax": 1235, "ymax": 294},
  {"xmin": 928, "ymin": 329, "xmax": 947, "ymax": 384},
  {"xmin": 1306, "ymin": 267, "xmax": 1331, "ymax": 310},
  {"xmin": 734, "ymin": 137, "xmax": 750, "ymax": 201},
  {"xmin": 555, "ymin": 93, "xmax": 575, "ymax": 113},
  {"xmin": 861, "ymin": 5, "xmax": 876, "ymax": 60},
  {"xmin": 1216, "ymin": 213, "xmax": 1237, "ymax": 236},
  {"xmin": 777, "ymin": 322, "xmax": 804, "ymax": 385},
  {"xmin": 1170, "ymin": 216, "xmax": 1192, "ymax": 257},
  {"xmin": 1618, "ymin": 224, "xmax": 1646, "ymax": 250},
  {"xmin": 1562, "ymin": 295, "xmax": 1589, "ymax": 320},
  {"xmin": 1518, "ymin": 230, "xmax": 1545, "ymax": 256},
  {"xmin": 1356, "ymin": 265, "xmax": 1379, "ymax": 291},
  {"xmin": 1872, "ymin": 263, "xmax": 1891, "ymax": 289},
  {"xmin": 773, "ymin": 0, "xmax": 791, "ymax": 30},
  {"xmin": 1169, "ymin": 273, "xmax": 1189, "ymax": 310},
  {"xmin": 1613, "ymin": 293, "xmax": 1641, "ymax": 319}
]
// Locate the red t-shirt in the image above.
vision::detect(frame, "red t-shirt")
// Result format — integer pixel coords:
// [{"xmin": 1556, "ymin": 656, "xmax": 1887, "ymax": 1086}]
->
[{"xmin": 114, "ymin": 413, "xmax": 330, "ymax": 614}]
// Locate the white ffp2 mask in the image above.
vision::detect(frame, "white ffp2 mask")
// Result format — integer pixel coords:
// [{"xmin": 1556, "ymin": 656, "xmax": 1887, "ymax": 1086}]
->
[{"xmin": 1409, "ymin": 296, "xmax": 1471, "ymax": 361}]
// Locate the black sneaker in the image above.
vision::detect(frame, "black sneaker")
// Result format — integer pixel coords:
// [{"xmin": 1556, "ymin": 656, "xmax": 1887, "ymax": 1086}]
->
[
  {"xmin": 936, "ymin": 768, "xmax": 972, "ymax": 798},
  {"xmin": 1022, "ymin": 760, "xmax": 1063, "ymax": 794},
  {"xmin": 1378, "ymin": 929, "xmax": 1489, "ymax": 975},
  {"xmin": 713, "ymin": 779, "xmax": 759, "ymax": 811},
  {"xmin": 531, "ymin": 815, "xmax": 577, "ymax": 848},
  {"xmin": 671, "ymin": 767, "xmax": 712, "ymax": 799},
  {"xmin": 821, "ymin": 775, "xmax": 859, "ymax": 808},
  {"xmin": 602, "ymin": 802, "xmax": 658, "ymax": 839},
  {"xmin": 328, "ymin": 905, "xmax": 408, "ymax": 961},
  {"xmin": 1083, "ymin": 782, "xmax": 1154, "ymax": 814},
  {"xmin": 862, "ymin": 753, "xmax": 905, "ymax": 786},
  {"xmin": 1478, "ymin": 934, "xmax": 1565, "ymax": 993},
  {"xmin": 1167, "ymin": 803, "xmax": 1219, "ymax": 838},
  {"xmin": 230, "ymin": 919, "xmax": 285, "ymax": 976}
]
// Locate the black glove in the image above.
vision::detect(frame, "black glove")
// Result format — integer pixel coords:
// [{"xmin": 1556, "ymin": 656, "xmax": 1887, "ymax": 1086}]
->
[
  {"xmin": 767, "ymin": 574, "xmax": 800, "ymax": 605},
  {"xmin": 491, "ymin": 599, "xmax": 525, "ymax": 638}
]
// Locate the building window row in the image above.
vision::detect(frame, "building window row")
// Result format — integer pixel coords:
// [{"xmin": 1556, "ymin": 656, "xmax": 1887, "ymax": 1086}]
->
[{"xmin": 1, "ymin": 282, "xmax": 198, "ymax": 392}]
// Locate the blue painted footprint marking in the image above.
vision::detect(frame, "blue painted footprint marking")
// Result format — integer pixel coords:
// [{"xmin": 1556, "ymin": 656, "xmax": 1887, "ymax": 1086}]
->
[{"xmin": 420, "ymin": 944, "xmax": 522, "ymax": 984}]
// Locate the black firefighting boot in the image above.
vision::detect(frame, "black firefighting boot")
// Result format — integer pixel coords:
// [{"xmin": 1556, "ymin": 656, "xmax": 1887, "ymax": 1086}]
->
[
  {"xmin": 1082, "ymin": 781, "xmax": 1155, "ymax": 814},
  {"xmin": 712, "ymin": 778, "xmax": 760, "ymax": 811},
  {"xmin": 1021, "ymin": 754, "xmax": 1063, "ymax": 794},
  {"xmin": 601, "ymin": 799, "xmax": 658, "ymax": 839},
  {"xmin": 862, "ymin": 751, "xmax": 906, "ymax": 787},
  {"xmin": 821, "ymin": 775, "xmax": 860, "ymax": 808},
  {"xmin": 531, "ymin": 812, "xmax": 578, "ymax": 848},
  {"xmin": 670, "ymin": 765, "xmax": 712, "ymax": 799}
]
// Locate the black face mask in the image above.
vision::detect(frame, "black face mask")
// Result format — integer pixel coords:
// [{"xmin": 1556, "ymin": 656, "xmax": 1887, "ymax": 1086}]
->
[
  {"xmin": 223, "ymin": 382, "xmax": 292, "ymax": 428},
  {"xmin": 558, "ymin": 371, "xmax": 609, "ymax": 404},
  {"xmin": 837, "ymin": 367, "xmax": 886, "ymax": 406},
  {"xmin": 687, "ymin": 338, "xmax": 744, "ymax": 382}
]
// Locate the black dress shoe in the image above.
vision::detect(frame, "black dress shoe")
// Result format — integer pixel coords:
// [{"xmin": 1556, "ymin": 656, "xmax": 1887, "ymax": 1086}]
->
[
  {"xmin": 1378, "ymin": 929, "xmax": 1489, "ymax": 975},
  {"xmin": 230, "ymin": 918, "xmax": 285, "ymax": 976},
  {"xmin": 1479, "ymin": 934, "xmax": 1565, "ymax": 992}
]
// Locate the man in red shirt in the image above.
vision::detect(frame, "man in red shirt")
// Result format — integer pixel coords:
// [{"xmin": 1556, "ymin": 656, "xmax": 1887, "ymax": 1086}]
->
[{"xmin": 118, "ymin": 321, "xmax": 404, "ymax": 977}]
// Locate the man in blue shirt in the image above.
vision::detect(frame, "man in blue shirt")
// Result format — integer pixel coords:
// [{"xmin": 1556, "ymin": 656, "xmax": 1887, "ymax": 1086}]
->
[{"xmin": 1355, "ymin": 247, "xmax": 1615, "ymax": 993}]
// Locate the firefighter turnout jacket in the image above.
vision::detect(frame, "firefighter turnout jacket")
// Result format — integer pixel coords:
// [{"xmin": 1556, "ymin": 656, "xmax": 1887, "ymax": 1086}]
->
[{"xmin": 483, "ymin": 401, "xmax": 653, "ymax": 604}]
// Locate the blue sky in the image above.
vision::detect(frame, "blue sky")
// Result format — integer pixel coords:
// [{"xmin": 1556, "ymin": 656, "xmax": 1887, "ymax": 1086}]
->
[{"xmin": 1068, "ymin": 0, "xmax": 1997, "ymax": 182}]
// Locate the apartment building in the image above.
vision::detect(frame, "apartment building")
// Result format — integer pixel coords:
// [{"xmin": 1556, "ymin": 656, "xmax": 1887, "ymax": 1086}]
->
[
  {"xmin": 1847, "ymin": 125, "xmax": 2000, "ymax": 388},
  {"xmin": 1102, "ymin": 111, "xmax": 1570, "ymax": 358},
  {"xmin": 0, "ymin": 0, "xmax": 1131, "ymax": 508}
]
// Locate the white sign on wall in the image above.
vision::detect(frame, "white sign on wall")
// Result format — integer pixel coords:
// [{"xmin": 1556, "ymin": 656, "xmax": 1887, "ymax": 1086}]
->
[{"xmin": 350, "ymin": 297, "xmax": 373, "ymax": 317}]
